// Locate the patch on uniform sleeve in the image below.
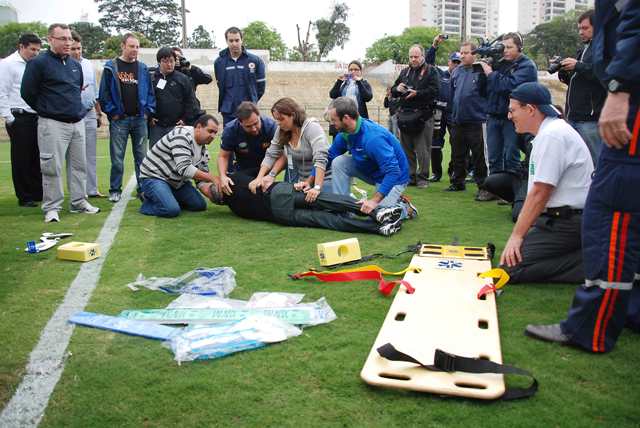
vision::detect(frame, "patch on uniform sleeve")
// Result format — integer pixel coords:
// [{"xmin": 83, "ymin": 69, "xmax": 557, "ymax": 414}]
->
[
  {"xmin": 529, "ymin": 162, "xmax": 535, "ymax": 175},
  {"xmin": 248, "ymin": 62, "xmax": 256, "ymax": 73}
]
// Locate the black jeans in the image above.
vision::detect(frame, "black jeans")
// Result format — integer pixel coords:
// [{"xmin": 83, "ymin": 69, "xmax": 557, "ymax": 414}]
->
[
  {"xmin": 449, "ymin": 122, "xmax": 487, "ymax": 186},
  {"xmin": 7, "ymin": 113, "xmax": 42, "ymax": 203}
]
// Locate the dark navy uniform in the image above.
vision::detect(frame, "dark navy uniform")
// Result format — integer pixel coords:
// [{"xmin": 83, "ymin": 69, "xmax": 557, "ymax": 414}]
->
[
  {"xmin": 560, "ymin": 0, "xmax": 640, "ymax": 352},
  {"xmin": 220, "ymin": 115, "xmax": 276, "ymax": 173}
]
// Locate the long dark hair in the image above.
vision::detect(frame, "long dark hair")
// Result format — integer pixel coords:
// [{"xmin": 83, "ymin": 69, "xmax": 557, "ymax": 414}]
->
[{"xmin": 271, "ymin": 97, "xmax": 307, "ymax": 146}]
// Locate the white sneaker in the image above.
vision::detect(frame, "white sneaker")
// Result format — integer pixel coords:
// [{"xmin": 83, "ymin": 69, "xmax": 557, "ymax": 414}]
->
[
  {"xmin": 70, "ymin": 201, "xmax": 100, "ymax": 214},
  {"xmin": 378, "ymin": 218, "xmax": 403, "ymax": 236},
  {"xmin": 44, "ymin": 210, "xmax": 60, "ymax": 223},
  {"xmin": 109, "ymin": 191, "xmax": 121, "ymax": 203}
]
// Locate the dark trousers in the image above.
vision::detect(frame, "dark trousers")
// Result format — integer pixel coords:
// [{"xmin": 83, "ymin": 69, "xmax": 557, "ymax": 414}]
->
[
  {"xmin": 7, "ymin": 113, "xmax": 42, "ymax": 203},
  {"xmin": 449, "ymin": 122, "xmax": 487, "ymax": 186},
  {"xmin": 561, "ymin": 152, "xmax": 640, "ymax": 353},
  {"xmin": 269, "ymin": 183, "xmax": 380, "ymax": 234},
  {"xmin": 482, "ymin": 171, "xmax": 528, "ymax": 221},
  {"xmin": 504, "ymin": 214, "xmax": 584, "ymax": 284},
  {"xmin": 148, "ymin": 124, "xmax": 175, "ymax": 148}
]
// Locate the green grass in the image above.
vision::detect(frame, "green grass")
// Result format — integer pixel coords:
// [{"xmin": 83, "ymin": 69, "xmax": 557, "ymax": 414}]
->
[{"xmin": 0, "ymin": 139, "xmax": 639, "ymax": 427}]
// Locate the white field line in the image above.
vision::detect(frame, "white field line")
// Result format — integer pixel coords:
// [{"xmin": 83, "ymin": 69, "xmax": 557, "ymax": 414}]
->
[{"xmin": 0, "ymin": 175, "xmax": 137, "ymax": 427}]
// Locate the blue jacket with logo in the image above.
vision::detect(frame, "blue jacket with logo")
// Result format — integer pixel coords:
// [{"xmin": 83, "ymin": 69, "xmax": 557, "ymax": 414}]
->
[
  {"xmin": 326, "ymin": 118, "xmax": 409, "ymax": 196},
  {"xmin": 21, "ymin": 49, "xmax": 85, "ymax": 122},
  {"xmin": 221, "ymin": 115, "xmax": 277, "ymax": 171},
  {"xmin": 214, "ymin": 47, "xmax": 266, "ymax": 114},
  {"xmin": 98, "ymin": 58, "xmax": 156, "ymax": 118},
  {"xmin": 450, "ymin": 65, "xmax": 488, "ymax": 124},
  {"xmin": 486, "ymin": 54, "xmax": 537, "ymax": 117}
]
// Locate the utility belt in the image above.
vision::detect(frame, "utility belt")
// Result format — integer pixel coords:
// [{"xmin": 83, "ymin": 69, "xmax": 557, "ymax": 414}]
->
[
  {"xmin": 10, "ymin": 108, "xmax": 37, "ymax": 117},
  {"xmin": 542, "ymin": 206, "xmax": 583, "ymax": 219}
]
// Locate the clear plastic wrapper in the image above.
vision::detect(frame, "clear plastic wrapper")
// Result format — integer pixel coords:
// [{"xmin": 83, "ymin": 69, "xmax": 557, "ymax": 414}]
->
[
  {"xmin": 246, "ymin": 292, "xmax": 305, "ymax": 308},
  {"xmin": 126, "ymin": 267, "xmax": 236, "ymax": 296},
  {"xmin": 164, "ymin": 315, "xmax": 302, "ymax": 364},
  {"xmin": 166, "ymin": 294, "xmax": 247, "ymax": 310}
]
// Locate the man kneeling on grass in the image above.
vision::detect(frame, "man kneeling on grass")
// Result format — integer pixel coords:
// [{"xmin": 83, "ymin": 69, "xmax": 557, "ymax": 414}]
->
[
  {"xmin": 139, "ymin": 114, "xmax": 219, "ymax": 218},
  {"xmin": 202, "ymin": 170, "xmax": 404, "ymax": 236}
]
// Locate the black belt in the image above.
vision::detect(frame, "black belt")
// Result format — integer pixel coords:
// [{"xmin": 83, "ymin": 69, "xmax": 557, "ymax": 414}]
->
[
  {"xmin": 10, "ymin": 108, "xmax": 37, "ymax": 117},
  {"xmin": 544, "ymin": 206, "xmax": 583, "ymax": 219}
]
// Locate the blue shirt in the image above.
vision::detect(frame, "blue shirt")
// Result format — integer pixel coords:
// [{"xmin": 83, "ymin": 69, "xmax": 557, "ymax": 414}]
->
[
  {"xmin": 326, "ymin": 118, "xmax": 409, "ymax": 196},
  {"xmin": 221, "ymin": 115, "xmax": 277, "ymax": 171}
]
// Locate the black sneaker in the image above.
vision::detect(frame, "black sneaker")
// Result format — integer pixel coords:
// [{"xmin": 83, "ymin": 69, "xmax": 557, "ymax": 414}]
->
[
  {"xmin": 444, "ymin": 184, "xmax": 466, "ymax": 192},
  {"xmin": 378, "ymin": 218, "xmax": 402, "ymax": 236},
  {"xmin": 524, "ymin": 323, "xmax": 570, "ymax": 345},
  {"xmin": 374, "ymin": 206, "xmax": 402, "ymax": 224},
  {"xmin": 428, "ymin": 175, "xmax": 441, "ymax": 183}
]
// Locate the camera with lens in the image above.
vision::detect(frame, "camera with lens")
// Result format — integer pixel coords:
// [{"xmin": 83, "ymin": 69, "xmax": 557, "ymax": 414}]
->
[
  {"xmin": 472, "ymin": 37, "xmax": 505, "ymax": 65},
  {"xmin": 547, "ymin": 56, "xmax": 564, "ymax": 74},
  {"xmin": 176, "ymin": 56, "xmax": 191, "ymax": 71},
  {"xmin": 439, "ymin": 34, "xmax": 449, "ymax": 40}
]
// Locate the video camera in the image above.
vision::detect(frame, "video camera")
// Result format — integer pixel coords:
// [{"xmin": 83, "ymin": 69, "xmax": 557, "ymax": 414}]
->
[
  {"xmin": 472, "ymin": 36, "xmax": 505, "ymax": 65},
  {"xmin": 176, "ymin": 55, "xmax": 191, "ymax": 71},
  {"xmin": 547, "ymin": 56, "xmax": 564, "ymax": 74}
]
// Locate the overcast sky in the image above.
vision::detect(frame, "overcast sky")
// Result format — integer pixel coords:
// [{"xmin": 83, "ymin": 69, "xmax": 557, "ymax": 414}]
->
[{"xmin": 13, "ymin": 0, "xmax": 518, "ymax": 61}]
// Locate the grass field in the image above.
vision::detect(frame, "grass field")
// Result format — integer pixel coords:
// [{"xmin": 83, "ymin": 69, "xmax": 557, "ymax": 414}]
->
[{"xmin": 0, "ymin": 138, "xmax": 639, "ymax": 427}]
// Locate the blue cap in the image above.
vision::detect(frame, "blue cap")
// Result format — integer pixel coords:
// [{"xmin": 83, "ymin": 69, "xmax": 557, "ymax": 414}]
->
[
  {"xmin": 510, "ymin": 82, "xmax": 560, "ymax": 118},
  {"xmin": 449, "ymin": 52, "xmax": 461, "ymax": 62}
]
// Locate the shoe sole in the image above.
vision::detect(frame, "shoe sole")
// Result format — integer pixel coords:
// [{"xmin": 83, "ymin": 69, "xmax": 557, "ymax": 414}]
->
[
  {"xmin": 523, "ymin": 328, "xmax": 570, "ymax": 345},
  {"xmin": 376, "ymin": 207, "xmax": 402, "ymax": 224},
  {"xmin": 70, "ymin": 208, "xmax": 100, "ymax": 214}
]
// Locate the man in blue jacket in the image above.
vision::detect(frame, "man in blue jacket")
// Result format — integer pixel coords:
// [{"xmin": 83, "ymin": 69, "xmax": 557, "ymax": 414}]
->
[
  {"xmin": 21, "ymin": 23, "xmax": 99, "ymax": 223},
  {"xmin": 481, "ymin": 33, "xmax": 537, "ymax": 175},
  {"xmin": 449, "ymin": 41, "xmax": 490, "ymax": 200},
  {"xmin": 214, "ymin": 27, "xmax": 266, "ymax": 125},
  {"xmin": 525, "ymin": 0, "xmax": 640, "ymax": 353},
  {"xmin": 325, "ymin": 97, "xmax": 414, "ymax": 222},
  {"xmin": 98, "ymin": 33, "xmax": 156, "ymax": 203}
]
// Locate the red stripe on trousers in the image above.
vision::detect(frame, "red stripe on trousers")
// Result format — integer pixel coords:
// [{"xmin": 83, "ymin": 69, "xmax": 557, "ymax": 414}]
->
[
  {"xmin": 599, "ymin": 289, "xmax": 620, "ymax": 352},
  {"xmin": 630, "ymin": 108, "xmax": 640, "ymax": 156},
  {"xmin": 593, "ymin": 212, "xmax": 621, "ymax": 352}
]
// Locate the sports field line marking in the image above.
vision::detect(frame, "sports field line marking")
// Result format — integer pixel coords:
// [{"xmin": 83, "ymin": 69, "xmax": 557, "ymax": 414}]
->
[{"xmin": 0, "ymin": 175, "xmax": 137, "ymax": 428}]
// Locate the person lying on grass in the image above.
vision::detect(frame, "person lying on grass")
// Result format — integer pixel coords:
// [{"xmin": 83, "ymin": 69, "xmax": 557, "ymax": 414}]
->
[{"xmin": 202, "ymin": 170, "xmax": 404, "ymax": 236}]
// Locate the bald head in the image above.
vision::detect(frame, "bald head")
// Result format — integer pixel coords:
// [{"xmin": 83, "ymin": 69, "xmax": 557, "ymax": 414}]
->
[{"xmin": 408, "ymin": 45, "xmax": 424, "ymax": 68}]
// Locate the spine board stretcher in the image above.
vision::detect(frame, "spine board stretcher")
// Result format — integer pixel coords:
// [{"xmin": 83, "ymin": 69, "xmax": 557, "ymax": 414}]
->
[{"xmin": 360, "ymin": 244, "xmax": 505, "ymax": 399}]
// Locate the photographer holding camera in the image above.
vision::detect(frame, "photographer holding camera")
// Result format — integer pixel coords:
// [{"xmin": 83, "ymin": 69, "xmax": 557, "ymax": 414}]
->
[
  {"xmin": 172, "ymin": 47, "xmax": 212, "ymax": 120},
  {"xmin": 391, "ymin": 44, "xmax": 439, "ymax": 188},
  {"xmin": 480, "ymin": 33, "xmax": 537, "ymax": 176},
  {"xmin": 557, "ymin": 10, "xmax": 606, "ymax": 165}
]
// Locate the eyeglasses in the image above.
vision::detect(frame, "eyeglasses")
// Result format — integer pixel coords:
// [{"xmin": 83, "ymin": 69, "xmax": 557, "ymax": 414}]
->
[
  {"xmin": 51, "ymin": 36, "xmax": 73, "ymax": 42},
  {"xmin": 160, "ymin": 58, "xmax": 175, "ymax": 64}
]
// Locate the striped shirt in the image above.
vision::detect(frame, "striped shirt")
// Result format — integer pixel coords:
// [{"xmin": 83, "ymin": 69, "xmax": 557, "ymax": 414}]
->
[{"xmin": 140, "ymin": 126, "xmax": 210, "ymax": 189}]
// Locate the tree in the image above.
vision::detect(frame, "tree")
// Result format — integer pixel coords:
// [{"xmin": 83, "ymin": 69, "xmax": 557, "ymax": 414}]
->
[
  {"xmin": 69, "ymin": 22, "xmax": 110, "ymax": 59},
  {"xmin": 95, "ymin": 0, "xmax": 181, "ymax": 47},
  {"xmin": 314, "ymin": 2, "xmax": 350, "ymax": 60},
  {"xmin": 242, "ymin": 21, "xmax": 287, "ymax": 61},
  {"xmin": 365, "ymin": 27, "xmax": 459, "ymax": 64},
  {"xmin": 525, "ymin": 10, "xmax": 581, "ymax": 68},
  {"xmin": 188, "ymin": 25, "xmax": 214, "ymax": 49},
  {"xmin": 293, "ymin": 21, "xmax": 317, "ymax": 62},
  {"xmin": 0, "ymin": 22, "xmax": 47, "ymax": 58},
  {"xmin": 99, "ymin": 32, "xmax": 153, "ymax": 59}
]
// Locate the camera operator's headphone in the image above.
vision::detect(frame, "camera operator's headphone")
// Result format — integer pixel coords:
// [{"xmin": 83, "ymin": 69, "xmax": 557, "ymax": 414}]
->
[{"xmin": 502, "ymin": 32, "xmax": 524, "ymax": 52}]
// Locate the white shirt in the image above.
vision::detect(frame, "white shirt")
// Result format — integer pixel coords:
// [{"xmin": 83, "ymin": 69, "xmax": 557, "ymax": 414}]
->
[
  {"xmin": 79, "ymin": 57, "xmax": 97, "ymax": 111},
  {"xmin": 528, "ymin": 117, "xmax": 593, "ymax": 209},
  {"xmin": 0, "ymin": 51, "xmax": 36, "ymax": 123}
]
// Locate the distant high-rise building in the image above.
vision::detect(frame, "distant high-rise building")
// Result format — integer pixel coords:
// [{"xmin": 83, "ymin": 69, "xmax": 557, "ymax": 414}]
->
[
  {"xmin": 410, "ymin": 0, "xmax": 500, "ymax": 41},
  {"xmin": 0, "ymin": 0, "xmax": 18, "ymax": 26},
  {"xmin": 518, "ymin": 0, "xmax": 594, "ymax": 34}
]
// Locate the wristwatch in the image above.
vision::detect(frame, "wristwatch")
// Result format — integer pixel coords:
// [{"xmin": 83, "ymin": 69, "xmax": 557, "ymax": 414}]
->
[
  {"xmin": 608, "ymin": 79, "xmax": 630, "ymax": 94},
  {"xmin": 268, "ymin": 171, "xmax": 277, "ymax": 178},
  {"xmin": 313, "ymin": 185, "xmax": 321, "ymax": 191}
]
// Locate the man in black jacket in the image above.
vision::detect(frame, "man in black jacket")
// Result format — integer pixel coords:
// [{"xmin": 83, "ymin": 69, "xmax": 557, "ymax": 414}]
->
[
  {"xmin": 558, "ymin": 9, "xmax": 606, "ymax": 165},
  {"xmin": 149, "ymin": 47, "xmax": 200, "ymax": 146},
  {"xmin": 391, "ymin": 45, "xmax": 439, "ymax": 188}
]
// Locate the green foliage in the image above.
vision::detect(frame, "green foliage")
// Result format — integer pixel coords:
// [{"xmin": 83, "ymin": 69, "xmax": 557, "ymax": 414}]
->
[
  {"xmin": 366, "ymin": 27, "xmax": 460, "ymax": 65},
  {"xmin": 314, "ymin": 2, "xmax": 350, "ymax": 60},
  {"xmin": 188, "ymin": 25, "xmax": 214, "ymax": 49},
  {"xmin": 525, "ymin": 10, "xmax": 582, "ymax": 68},
  {"xmin": 95, "ymin": 0, "xmax": 181, "ymax": 47},
  {"xmin": 242, "ymin": 21, "xmax": 287, "ymax": 61},
  {"xmin": 69, "ymin": 22, "xmax": 110, "ymax": 59},
  {"xmin": 0, "ymin": 22, "xmax": 47, "ymax": 58},
  {"xmin": 100, "ymin": 32, "xmax": 153, "ymax": 59}
]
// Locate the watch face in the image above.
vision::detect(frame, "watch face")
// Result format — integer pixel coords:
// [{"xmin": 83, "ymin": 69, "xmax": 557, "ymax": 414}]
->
[{"xmin": 608, "ymin": 79, "xmax": 624, "ymax": 93}]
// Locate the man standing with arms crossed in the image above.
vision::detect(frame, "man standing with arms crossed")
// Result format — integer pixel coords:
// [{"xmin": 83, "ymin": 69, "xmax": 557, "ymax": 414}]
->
[
  {"xmin": 99, "ymin": 33, "xmax": 156, "ymax": 203},
  {"xmin": 0, "ymin": 33, "xmax": 42, "ymax": 207},
  {"xmin": 21, "ymin": 24, "xmax": 99, "ymax": 223}
]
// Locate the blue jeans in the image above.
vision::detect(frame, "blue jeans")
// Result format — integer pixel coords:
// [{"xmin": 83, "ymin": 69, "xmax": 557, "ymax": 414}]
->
[
  {"xmin": 139, "ymin": 178, "xmax": 206, "ymax": 218},
  {"xmin": 569, "ymin": 120, "xmax": 602, "ymax": 166},
  {"xmin": 109, "ymin": 116, "xmax": 148, "ymax": 193},
  {"xmin": 328, "ymin": 154, "xmax": 409, "ymax": 219},
  {"xmin": 486, "ymin": 117, "xmax": 520, "ymax": 174}
]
